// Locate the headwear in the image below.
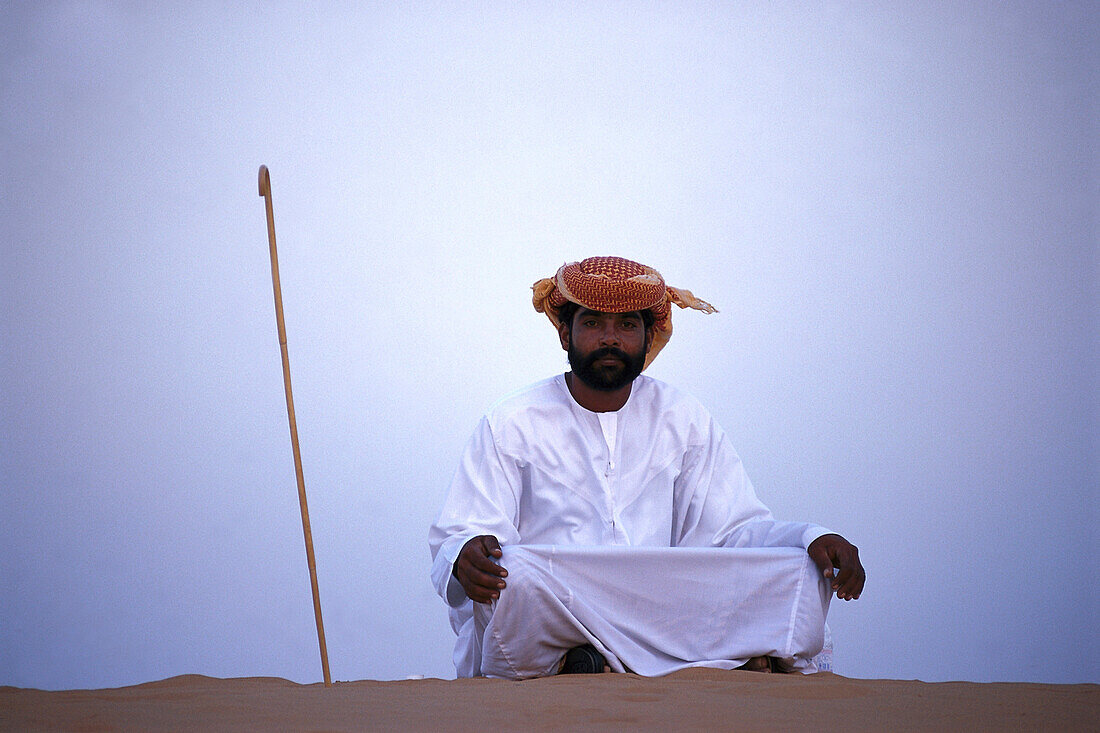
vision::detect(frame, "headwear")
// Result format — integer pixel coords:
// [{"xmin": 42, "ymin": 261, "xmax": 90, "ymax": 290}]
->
[{"xmin": 532, "ymin": 256, "xmax": 717, "ymax": 370}]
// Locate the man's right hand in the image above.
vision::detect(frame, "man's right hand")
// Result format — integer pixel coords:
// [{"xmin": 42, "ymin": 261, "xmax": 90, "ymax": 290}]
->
[{"xmin": 453, "ymin": 534, "xmax": 507, "ymax": 603}]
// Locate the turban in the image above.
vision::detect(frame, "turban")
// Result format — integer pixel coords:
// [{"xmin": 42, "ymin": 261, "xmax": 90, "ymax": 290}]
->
[{"xmin": 532, "ymin": 256, "xmax": 716, "ymax": 370}]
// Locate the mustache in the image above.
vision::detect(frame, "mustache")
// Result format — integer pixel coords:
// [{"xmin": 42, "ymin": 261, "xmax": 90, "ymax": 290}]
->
[{"xmin": 584, "ymin": 347, "xmax": 630, "ymax": 365}]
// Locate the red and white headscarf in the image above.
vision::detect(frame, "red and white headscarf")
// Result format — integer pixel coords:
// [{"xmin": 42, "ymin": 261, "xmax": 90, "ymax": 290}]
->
[{"xmin": 532, "ymin": 256, "xmax": 716, "ymax": 370}]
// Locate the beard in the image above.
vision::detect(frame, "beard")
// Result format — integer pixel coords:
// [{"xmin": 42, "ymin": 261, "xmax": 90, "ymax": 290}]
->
[{"xmin": 567, "ymin": 340, "xmax": 646, "ymax": 392}]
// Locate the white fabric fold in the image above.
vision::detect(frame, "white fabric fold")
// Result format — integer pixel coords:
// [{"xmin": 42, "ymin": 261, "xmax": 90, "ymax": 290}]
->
[{"xmin": 472, "ymin": 545, "xmax": 831, "ymax": 679}]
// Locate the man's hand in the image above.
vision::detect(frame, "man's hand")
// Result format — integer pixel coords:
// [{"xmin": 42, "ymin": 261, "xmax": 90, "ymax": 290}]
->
[
  {"xmin": 807, "ymin": 534, "xmax": 865, "ymax": 601},
  {"xmin": 453, "ymin": 535, "xmax": 507, "ymax": 603}
]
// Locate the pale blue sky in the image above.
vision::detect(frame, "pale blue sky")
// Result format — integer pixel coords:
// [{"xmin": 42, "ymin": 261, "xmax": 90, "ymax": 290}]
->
[{"xmin": 2, "ymin": 2, "xmax": 1096, "ymax": 689}]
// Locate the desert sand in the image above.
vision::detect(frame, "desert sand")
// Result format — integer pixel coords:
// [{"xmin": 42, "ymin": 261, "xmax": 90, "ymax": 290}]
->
[{"xmin": 3, "ymin": 668, "xmax": 1097, "ymax": 732}]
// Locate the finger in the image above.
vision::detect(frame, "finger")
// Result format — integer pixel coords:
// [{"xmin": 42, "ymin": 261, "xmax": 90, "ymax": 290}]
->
[
  {"xmin": 841, "ymin": 549, "xmax": 863, "ymax": 598},
  {"xmin": 462, "ymin": 564, "xmax": 507, "ymax": 590},
  {"xmin": 465, "ymin": 584, "xmax": 498, "ymax": 603},
  {"xmin": 807, "ymin": 535, "xmax": 844, "ymax": 578},
  {"xmin": 837, "ymin": 577, "xmax": 859, "ymax": 600},
  {"xmin": 482, "ymin": 535, "xmax": 503, "ymax": 558},
  {"xmin": 470, "ymin": 537, "xmax": 506, "ymax": 575},
  {"xmin": 457, "ymin": 566, "xmax": 506, "ymax": 603},
  {"xmin": 832, "ymin": 552, "xmax": 855, "ymax": 590},
  {"xmin": 841, "ymin": 566, "xmax": 866, "ymax": 600},
  {"xmin": 835, "ymin": 554, "xmax": 865, "ymax": 600},
  {"xmin": 468, "ymin": 550, "xmax": 507, "ymax": 578},
  {"xmin": 807, "ymin": 546, "xmax": 834, "ymax": 579}
]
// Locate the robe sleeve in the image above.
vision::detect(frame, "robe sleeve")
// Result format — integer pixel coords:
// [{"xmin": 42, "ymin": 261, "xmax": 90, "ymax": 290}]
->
[
  {"xmin": 673, "ymin": 414, "xmax": 833, "ymax": 550},
  {"xmin": 428, "ymin": 416, "xmax": 523, "ymax": 607}
]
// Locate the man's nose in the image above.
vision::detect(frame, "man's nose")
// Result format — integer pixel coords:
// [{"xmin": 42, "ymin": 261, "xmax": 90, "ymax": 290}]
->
[{"xmin": 598, "ymin": 323, "xmax": 620, "ymax": 346}]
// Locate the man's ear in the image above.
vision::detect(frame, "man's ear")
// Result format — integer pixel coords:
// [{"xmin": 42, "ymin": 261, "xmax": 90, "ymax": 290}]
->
[
  {"xmin": 644, "ymin": 325, "xmax": 657, "ymax": 354},
  {"xmin": 557, "ymin": 320, "xmax": 571, "ymax": 351}
]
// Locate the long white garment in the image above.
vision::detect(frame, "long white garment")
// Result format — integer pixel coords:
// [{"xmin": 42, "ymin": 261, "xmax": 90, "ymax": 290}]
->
[{"xmin": 428, "ymin": 374, "xmax": 834, "ymax": 677}]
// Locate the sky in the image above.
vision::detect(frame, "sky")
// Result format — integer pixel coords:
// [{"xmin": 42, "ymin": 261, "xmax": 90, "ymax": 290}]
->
[{"xmin": 2, "ymin": 2, "xmax": 1096, "ymax": 690}]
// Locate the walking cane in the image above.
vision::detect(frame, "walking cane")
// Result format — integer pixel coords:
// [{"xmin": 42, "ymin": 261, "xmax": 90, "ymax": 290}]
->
[{"xmin": 258, "ymin": 164, "xmax": 332, "ymax": 687}]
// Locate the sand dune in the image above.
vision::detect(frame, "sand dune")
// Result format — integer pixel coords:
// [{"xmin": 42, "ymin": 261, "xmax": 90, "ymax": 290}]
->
[{"xmin": 2, "ymin": 668, "xmax": 1096, "ymax": 731}]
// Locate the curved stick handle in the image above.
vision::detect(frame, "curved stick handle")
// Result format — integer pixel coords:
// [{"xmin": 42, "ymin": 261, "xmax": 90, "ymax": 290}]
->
[{"xmin": 258, "ymin": 164, "xmax": 271, "ymax": 197}]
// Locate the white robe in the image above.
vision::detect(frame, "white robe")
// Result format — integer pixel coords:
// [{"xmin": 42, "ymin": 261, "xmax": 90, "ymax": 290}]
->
[{"xmin": 429, "ymin": 374, "xmax": 834, "ymax": 678}]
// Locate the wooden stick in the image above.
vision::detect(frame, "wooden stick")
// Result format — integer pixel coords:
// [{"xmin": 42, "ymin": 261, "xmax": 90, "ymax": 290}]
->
[{"xmin": 258, "ymin": 164, "xmax": 332, "ymax": 687}]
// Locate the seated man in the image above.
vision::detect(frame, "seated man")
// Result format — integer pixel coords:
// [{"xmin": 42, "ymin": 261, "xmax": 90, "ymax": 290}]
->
[{"xmin": 429, "ymin": 256, "xmax": 865, "ymax": 679}]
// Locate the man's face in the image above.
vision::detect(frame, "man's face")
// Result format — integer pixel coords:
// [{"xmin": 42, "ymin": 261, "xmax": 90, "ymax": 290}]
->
[{"xmin": 562, "ymin": 308, "xmax": 651, "ymax": 391}]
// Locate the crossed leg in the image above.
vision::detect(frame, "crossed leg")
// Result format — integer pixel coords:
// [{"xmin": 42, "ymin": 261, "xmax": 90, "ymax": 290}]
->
[{"xmin": 470, "ymin": 545, "xmax": 831, "ymax": 679}]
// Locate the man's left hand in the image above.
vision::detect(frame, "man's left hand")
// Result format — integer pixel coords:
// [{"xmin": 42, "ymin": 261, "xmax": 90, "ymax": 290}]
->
[{"xmin": 807, "ymin": 534, "xmax": 865, "ymax": 601}]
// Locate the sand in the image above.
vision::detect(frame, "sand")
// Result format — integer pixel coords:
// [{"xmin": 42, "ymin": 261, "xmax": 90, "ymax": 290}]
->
[{"xmin": 2, "ymin": 669, "xmax": 1096, "ymax": 732}]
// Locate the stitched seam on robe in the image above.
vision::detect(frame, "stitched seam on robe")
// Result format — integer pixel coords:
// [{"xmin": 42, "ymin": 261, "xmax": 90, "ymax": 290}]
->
[
  {"xmin": 783, "ymin": 556, "xmax": 808, "ymax": 657},
  {"xmin": 487, "ymin": 599, "xmax": 522, "ymax": 677}
]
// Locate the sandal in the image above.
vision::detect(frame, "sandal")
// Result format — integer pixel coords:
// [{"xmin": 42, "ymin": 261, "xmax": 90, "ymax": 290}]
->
[{"xmin": 559, "ymin": 644, "xmax": 607, "ymax": 674}]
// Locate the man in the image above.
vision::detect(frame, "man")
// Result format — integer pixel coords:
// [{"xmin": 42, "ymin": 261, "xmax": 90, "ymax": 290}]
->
[{"xmin": 429, "ymin": 256, "xmax": 864, "ymax": 679}]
